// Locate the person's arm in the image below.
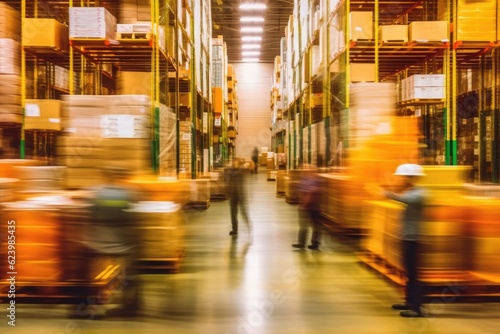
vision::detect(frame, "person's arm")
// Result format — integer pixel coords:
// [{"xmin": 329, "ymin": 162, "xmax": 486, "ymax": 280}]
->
[{"xmin": 384, "ymin": 188, "xmax": 423, "ymax": 204}]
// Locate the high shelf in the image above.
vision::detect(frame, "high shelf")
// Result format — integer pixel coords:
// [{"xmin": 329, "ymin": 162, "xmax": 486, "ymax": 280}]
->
[
  {"xmin": 0, "ymin": 0, "xmax": 218, "ymax": 179},
  {"xmin": 273, "ymin": 0, "xmax": 500, "ymax": 182}
]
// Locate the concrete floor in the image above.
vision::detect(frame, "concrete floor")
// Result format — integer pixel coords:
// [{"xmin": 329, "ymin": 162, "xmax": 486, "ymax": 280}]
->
[{"xmin": 1, "ymin": 171, "xmax": 499, "ymax": 334}]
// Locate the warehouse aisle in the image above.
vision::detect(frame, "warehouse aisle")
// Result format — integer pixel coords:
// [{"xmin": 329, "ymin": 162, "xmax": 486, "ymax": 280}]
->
[{"xmin": 2, "ymin": 172, "xmax": 500, "ymax": 334}]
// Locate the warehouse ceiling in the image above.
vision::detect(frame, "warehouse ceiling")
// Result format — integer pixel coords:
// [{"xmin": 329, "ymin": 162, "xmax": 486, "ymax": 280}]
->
[
  {"xmin": 211, "ymin": 0, "xmax": 294, "ymax": 63},
  {"xmin": 3, "ymin": 0, "xmax": 294, "ymax": 64}
]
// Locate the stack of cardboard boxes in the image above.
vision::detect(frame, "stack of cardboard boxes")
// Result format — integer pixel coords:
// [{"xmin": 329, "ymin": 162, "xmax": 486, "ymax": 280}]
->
[
  {"xmin": 69, "ymin": 7, "xmax": 117, "ymax": 40},
  {"xmin": 0, "ymin": 3, "xmax": 21, "ymax": 124},
  {"xmin": 57, "ymin": 95, "xmax": 151, "ymax": 188},
  {"xmin": 400, "ymin": 74, "xmax": 445, "ymax": 101}
]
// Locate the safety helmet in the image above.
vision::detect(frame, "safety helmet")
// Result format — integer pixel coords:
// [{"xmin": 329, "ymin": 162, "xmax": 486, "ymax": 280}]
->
[{"xmin": 393, "ymin": 163, "xmax": 425, "ymax": 176}]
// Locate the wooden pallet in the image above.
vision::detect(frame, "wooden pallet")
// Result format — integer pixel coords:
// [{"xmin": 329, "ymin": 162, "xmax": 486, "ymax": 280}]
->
[
  {"xmin": 0, "ymin": 264, "xmax": 122, "ymax": 304},
  {"xmin": 379, "ymin": 40, "xmax": 408, "ymax": 46},
  {"xmin": 116, "ymin": 32, "xmax": 152, "ymax": 40},
  {"xmin": 357, "ymin": 250, "xmax": 406, "ymax": 286},
  {"xmin": 408, "ymin": 40, "xmax": 449, "ymax": 46},
  {"xmin": 358, "ymin": 250, "xmax": 500, "ymax": 302},
  {"xmin": 398, "ymin": 98, "xmax": 445, "ymax": 106}
]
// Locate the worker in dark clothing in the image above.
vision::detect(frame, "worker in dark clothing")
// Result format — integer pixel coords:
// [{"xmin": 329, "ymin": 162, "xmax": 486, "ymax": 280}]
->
[
  {"xmin": 384, "ymin": 163, "xmax": 427, "ymax": 318},
  {"xmin": 292, "ymin": 166, "xmax": 323, "ymax": 250},
  {"xmin": 225, "ymin": 160, "xmax": 252, "ymax": 236},
  {"xmin": 251, "ymin": 147, "xmax": 259, "ymax": 174}
]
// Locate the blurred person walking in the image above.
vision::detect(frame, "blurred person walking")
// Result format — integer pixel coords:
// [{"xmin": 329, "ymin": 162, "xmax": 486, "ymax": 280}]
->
[
  {"xmin": 251, "ymin": 147, "xmax": 259, "ymax": 174},
  {"xmin": 292, "ymin": 165, "xmax": 323, "ymax": 250},
  {"xmin": 383, "ymin": 163, "xmax": 427, "ymax": 318},
  {"xmin": 225, "ymin": 160, "xmax": 252, "ymax": 236}
]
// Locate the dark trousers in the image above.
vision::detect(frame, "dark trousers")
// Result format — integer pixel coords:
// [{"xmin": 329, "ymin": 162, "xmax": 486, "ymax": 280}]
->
[
  {"xmin": 230, "ymin": 195, "xmax": 250, "ymax": 232},
  {"xmin": 403, "ymin": 240, "xmax": 421, "ymax": 312},
  {"xmin": 251, "ymin": 158, "xmax": 258, "ymax": 173},
  {"xmin": 297, "ymin": 209, "xmax": 322, "ymax": 246}
]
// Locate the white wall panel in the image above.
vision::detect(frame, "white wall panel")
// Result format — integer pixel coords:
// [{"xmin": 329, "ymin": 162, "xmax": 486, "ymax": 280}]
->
[{"xmin": 233, "ymin": 63, "xmax": 273, "ymax": 160}]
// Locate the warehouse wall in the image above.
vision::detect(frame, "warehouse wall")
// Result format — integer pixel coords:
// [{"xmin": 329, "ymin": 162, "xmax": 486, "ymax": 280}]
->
[{"xmin": 233, "ymin": 63, "xmax": 273, "ymax": 161}]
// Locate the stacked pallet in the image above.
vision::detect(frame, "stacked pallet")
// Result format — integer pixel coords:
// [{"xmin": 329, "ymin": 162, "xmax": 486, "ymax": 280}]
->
[
  {"xmin": 57, "ymin": 95, "xmax": 151, "ymax": 189},
  {"xmin": 200, "ymin": 170, "xmax": 227, "ymax": 200},
  {"xmin": 13, "ymin": 166, "xmax": 66, "ymax": 200},
  {"xmin": 0, "ymin": 3, "xmax": 21, "ymax": 124},
  {"xmin": 69, "ymin": 7, "xmax": 116, "ymax": 40},
  {"xmin": 1, "ymin": 203, "xmax": 62, "ymax": 282},
  {"xmin": 132, "ymin": 202, "xmax": 184, "ymax": 255},
  {"xmin": 327, "ymin": 83, "xmax": 421, "ymax": 233},
  {"xmin": 127, "ymin": 175, "xmax": 191, "ymax": 205},
  {"xmin": 348, "ymin": 82, "xmax": 397, "ymax": 146},
  {"xmin": 469, "ymin": 199, "xmax": 500, "ymax": 278}
]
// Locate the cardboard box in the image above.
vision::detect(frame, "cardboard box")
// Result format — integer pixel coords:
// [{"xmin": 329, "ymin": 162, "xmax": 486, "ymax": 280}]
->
[
  {"xmin": 408, "ymin": 86, "xmax": 445, "ymax": 100},
  {"xmin": 107, "ymin": 94, "xmax": 150, "ymax": 107},
  {"xmin": 2, "ymin": 95, "xmax": 21, "ymax": 105},
  {"xmin": 25, "ymin": 117, "xmax": 61, "ymax": 131},
  {"xmin": 99, "ymin": 138, "xmax": 150, "ymax": 149},
  {"xmin": 0, "ymin": 3, "xmax": 21, "ymax": 41},
  {"xmin": 0, "ymin": 38, "xmax": 20, "ymax": 55},
  {"xmin": 117, "ymin": 71, "xmax": 152, "ymax": 96},
  {"xmin": 23, "ymin": 18, "xmax": 69, "ymax": 52},
  {"xmin": 117, "ymin": 24, "xmax": 134, "ymax": 33},
  {"xmin": 349, "ymin": 12, "xmax": 373, "ymax": 41},
  {"xmin": 350, "ymin": 63, "xmax": 376, "ymax": 82},
  {"xmin": 0, "ymin": 112, "xmax": 21, "ymax": 123},
  {"xmin": 409, "ymin": 74, "xmax": 445, "ymax": 87},
  {"xmin": 0, "ymin": 61, "xmax": 19, "ymax": 75},
  {"xmin": 456, "ymin": 0, "xmax": 496, "ymax": 42},
  {"xmin": 310, "ymin": 93, "xmax": 323, "ymax": 107},
  {"xmin": 0, "ymin": 74, "xmax": 21, "ymax": 87},
  {"xmin": 63, "ymin": 95, "xmax": 107, "ymax": 107},
  {"xmin": 213, "ymin": 87, "xmax": 223, "ymax": 113},
  {"xmin": 409, "ymin": 21, "xmax": 448, "ymax": 42},
  {"xmin": 25, "ymin": 99, "xmax": 62, "ymax": 118},
  {"xmin": 379, "ymin": 25, "xmax": 408, "ymax": 42},
  {"xmin": 179, "ymin": 93, "xmax": 191, "ymax": 107},
  {"xmin": 69, "ymin": 7, "xmax": 116, "ymax": 39},
  {"xmin": 65, "ymin": 167, "xmax": 102, "ymax": 179}
]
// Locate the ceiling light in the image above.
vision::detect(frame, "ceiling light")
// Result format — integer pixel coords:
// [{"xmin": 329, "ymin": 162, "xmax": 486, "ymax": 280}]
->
[
  {"xmin": 242, "ymin": 36, "xmax": 262, "ymax": 42},
  {"xmin": 240, "ymin": 16, "xmax": 265, "ymax": 22},
  {"xmin": 242, "ymin": 58, "xmax": 260, "ymax": 62},
  {"xmin": 242, "ymin": 51, "xmax": 260, "ymax": 56},
  {"xmin": 241, "ymin": 27, "xmax": 263, "ymax": 33},
  {"xmin": 242, "ymin": 44, "xmax": 261, "ymax": 49},
  {"xmin": 240, "ymin": 3, "xmax": 266, "ymax": 10}
]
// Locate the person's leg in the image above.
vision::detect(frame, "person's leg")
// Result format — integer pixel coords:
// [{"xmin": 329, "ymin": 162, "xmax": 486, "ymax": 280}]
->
[
  {"xmin": 399, "ymin": 240, "xmax": 422, "ymax": 316},
  {"xmin": 239, "ymin": 196, "xmax": 252, "ymax": 232},
  {"xmin": 309, "ymin": 211, "xmax": 322, "ymax": 249},
  {"xmin": 293, "ymin": 209, "xmax": 309, "ymax": 248},
  {"xmin": 230, "ymin": 196, "xmax": 239, "ymax": 234}
]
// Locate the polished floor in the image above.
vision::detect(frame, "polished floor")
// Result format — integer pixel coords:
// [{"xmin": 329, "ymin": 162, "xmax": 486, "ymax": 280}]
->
[{"xmin": 1, "ymin": 171, "xmax": 499, "ymax": 334}]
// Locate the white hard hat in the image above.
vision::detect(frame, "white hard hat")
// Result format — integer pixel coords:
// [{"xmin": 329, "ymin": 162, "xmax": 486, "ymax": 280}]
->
[{"xmin": 394, "ymin": 163, "xmax": 425, "ymax": 176}]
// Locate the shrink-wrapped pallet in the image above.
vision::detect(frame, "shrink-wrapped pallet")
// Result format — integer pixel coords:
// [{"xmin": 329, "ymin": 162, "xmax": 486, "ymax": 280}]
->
[
  {"xmin": 58, "ymin": 95, "xmax": 151, "ymax": 188},
  {"xmin": 69, "ymin": 7, "xmax": 117, "ymax": 40}
]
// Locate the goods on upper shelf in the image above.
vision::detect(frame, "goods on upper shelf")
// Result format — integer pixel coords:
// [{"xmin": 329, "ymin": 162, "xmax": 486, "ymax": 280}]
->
[{"xmin": 69, "ymin": 7, "xmax": 117, "ymax": 40}]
